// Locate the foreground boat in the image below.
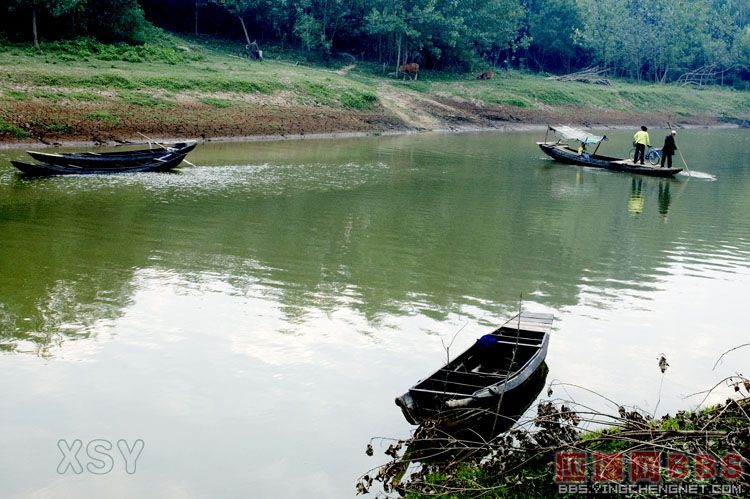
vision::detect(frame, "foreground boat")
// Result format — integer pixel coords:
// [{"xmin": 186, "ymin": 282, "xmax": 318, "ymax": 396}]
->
[
  {"xmin": 27, "ymin": 141, "xmax": 197, "ymax": 168},
  {"xmin": 538, "ymin": 126, "xmax": 682, "ymax": 177},
  {"xmin": 11, "ymin": 153, "xmax": 187, "ymax": 176},
  {"xmin": 396, "ymin": 312, "xmax": 552, "ymax": 425},
  {"xmin": 401, "ymin": 364, "xmax": 548, "ymax": 463}
]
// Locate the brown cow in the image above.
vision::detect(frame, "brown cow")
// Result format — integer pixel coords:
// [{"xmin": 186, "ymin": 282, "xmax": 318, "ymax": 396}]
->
[
  {"xmin": 398, "ymin": 63, "xmax": 420, "ymax": 80},
  {"xmin": 477, "ymin": 70, "xmax": 494, "ymax": 80}
]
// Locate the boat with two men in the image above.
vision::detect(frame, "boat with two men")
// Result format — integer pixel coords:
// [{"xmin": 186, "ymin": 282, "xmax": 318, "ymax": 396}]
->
[{"xmin": 537, "ymin": 126, "xmax": 682, "ymax": 177}]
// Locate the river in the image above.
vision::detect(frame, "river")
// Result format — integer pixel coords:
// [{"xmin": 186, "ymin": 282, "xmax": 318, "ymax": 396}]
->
[{"xmin": 1, "ymin": 129, "xmax": 749, "ymax": 498}]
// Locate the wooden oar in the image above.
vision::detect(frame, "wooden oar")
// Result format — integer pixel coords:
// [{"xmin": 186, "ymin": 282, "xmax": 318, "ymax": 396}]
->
[
  {"xmin": 667, "ymin": 122, "xmax": 690, "ymax": 176},
  {"xmin": 137, "ymin": 132, "xmax": 197, "ymax": 167}
]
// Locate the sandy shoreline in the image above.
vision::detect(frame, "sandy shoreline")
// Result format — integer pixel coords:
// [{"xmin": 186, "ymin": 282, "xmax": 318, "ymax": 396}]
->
[{"xmin": 0, "ymin": 122, "xmax": 738, "ymax": 151}]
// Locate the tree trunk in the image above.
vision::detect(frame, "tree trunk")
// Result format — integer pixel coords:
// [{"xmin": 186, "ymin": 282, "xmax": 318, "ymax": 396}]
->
[
  {"xmin": 32, "ymin": 7, "xmax": 39, "ymax": 48},
  {"xmin": 238, "ymin": 15, "xmax": 251, "ymax": 47},
  {"xmin": 395, "ymin": 34, "xmax": 401, "ymax": 74},
  {"xmin": 195, "ymin": 0, "xmax": 199, "ymax": 36}
]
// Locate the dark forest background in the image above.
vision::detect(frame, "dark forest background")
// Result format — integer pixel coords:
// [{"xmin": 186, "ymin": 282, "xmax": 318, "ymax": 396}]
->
[{"xmin": 2, "ymin": 0, "xmax": 749, "ymax": 85}]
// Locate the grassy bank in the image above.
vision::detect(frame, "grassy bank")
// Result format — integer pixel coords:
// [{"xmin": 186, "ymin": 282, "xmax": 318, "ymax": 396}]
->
[{"xmin": 1, "ymin": 32, "xmax": 749, "ymax": 144}]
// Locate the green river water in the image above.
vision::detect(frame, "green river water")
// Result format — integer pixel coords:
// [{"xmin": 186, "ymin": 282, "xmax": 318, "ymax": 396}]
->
[{"xmin": 0, "ymin": 129, "xmax": 748, "ymax": 497}]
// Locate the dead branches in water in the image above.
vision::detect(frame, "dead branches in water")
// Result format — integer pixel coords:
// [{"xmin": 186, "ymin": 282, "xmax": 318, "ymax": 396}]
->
[{"xmin": 548, "ymin": 66, "xmax": 610, "ymax": 85}]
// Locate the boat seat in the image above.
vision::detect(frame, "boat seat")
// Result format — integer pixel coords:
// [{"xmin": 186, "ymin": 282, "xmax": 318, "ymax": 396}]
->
[{"xmin": 410, "ymin": 387, "xmax": 470, "ymax": 397}]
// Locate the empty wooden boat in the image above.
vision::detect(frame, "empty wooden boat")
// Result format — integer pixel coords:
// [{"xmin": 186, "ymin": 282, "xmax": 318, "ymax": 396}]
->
[
  {"xmin": 27, "ymin": 141, "xmax": 197, "ymax": 168},
  {"xmin": 11, "ymin": 153, "xmax": 187, "ymax": 176}
]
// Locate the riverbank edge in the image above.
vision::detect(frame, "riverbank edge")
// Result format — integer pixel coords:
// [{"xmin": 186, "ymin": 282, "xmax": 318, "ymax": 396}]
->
[
  {"xmin": 364, "ymin": 396, "xmax": 750, "ymax": 497},
  {"xmin": 0, "ymin": 122, "xmax": 739, "ymax": 150}
]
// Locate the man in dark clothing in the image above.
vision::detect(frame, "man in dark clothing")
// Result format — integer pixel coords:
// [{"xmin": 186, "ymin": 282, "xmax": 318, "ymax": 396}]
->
[
  {"xmin": 248, "ymin": 40, "xmax": 260, "ymax": 60},
  {"xmin": 660, "ymin": 130, "xmax": 677, "ymax": 168}
]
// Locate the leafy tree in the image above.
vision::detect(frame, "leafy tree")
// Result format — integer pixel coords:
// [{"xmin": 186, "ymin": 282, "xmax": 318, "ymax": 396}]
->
[
  {"xmin": 461, "ymin": 0, "xmax": 526, "ymax": 68},
  {"xmin": 525, "ymin": 0, "xmax": 583, "ymax": 71},
  {"xmin": 293, "ymin": 0, "xmax": 353, "ymax": 54},
  {"xmin": 736, "ymin": 26, "xmax": 750, "ymax": 70},
  {"xmin": 82, "ymin": 0, "xmax": 147, "ymax": 43},
  {"xmin": 365, "ymin": 0, "xmax": 422, "ymax": 71}
]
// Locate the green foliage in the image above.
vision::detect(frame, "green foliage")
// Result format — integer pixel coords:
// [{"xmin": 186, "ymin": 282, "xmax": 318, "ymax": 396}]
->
[
  {"xmin": 120, "ymin": 91, "xmax": 174, "ymax": 108},
  {"xmin": 140, "ymin": 76, "xmax": 282, "ymax": 94},
  {"xmin": 81, "ymin": 74, "xmax": 138, "ymax": 89},
  {"xmin": 40, "ymin": 122, "xmax": 72, "ymax": 133},
  {"xmin": 200, "ymin": 97, "xmax": 233, "ymax": 108},
  {"xmin": 69, "ymin": 91, "xmax": 99, "ymax": 101},
  {"xmin": 37, "ymin": 38, "xmax": 203, "ymax": 64},
  {"xmin": 0, "ymin": 117, "xmax": 29, "ymax": 138},
  {"xmin": 295, "ymin": 80, "xmax": 336, "ymax": 105},
  {"xmin": 340, "ymin": 89, "xmax": 378, "ymax": 109},
  {"xmin": 80, "ymin": 0, "xmax": 147, "ymax": 43},
  {"xmin": 2, "ymin": 89, "xmax": 29, "ymax": 100},
  {"xmin": 294, "ymin": 11, "xmax": 330, "ymax": 53},
  {"xmin": 4, "ymin": 0, "xmax": 146, "ymax": 44},
  {"xmin": 4, "ymin": 0, "xmax": 750, "ymax": 84},
  {"xmin": 479, "ymin": 91, "xmax": 531, "ymax": 108},
  {"xmin": 84, "ymin": 109, "xmax": 120, "ymax": 124},
  {"xmin": 209, "ymin": 0, "xmax": 260, "ymax": 17}
]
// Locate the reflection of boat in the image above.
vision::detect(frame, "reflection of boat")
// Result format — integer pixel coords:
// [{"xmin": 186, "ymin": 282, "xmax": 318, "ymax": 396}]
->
[
  {"xmin": 11, "ymin": 153, "xmax": 187, "ymax": 176},
  {"xmin": 538, "ymin": 126, "xmax": 682, "ymax": 177},
  {"xmin": 26, "ymin": 141, "xmax": 197, "ymax": 168},
  {"xmin": 396, "ymin": 312, "xmax": 552, "ymax": 425}
]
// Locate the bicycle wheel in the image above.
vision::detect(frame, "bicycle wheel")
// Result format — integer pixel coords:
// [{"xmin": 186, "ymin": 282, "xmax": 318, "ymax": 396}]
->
[
  {"xmin": 629, "ymin": 148, "xmax": 636, "ymax": 162},
  {"xmin": 648, "ymin": 149, "xmax": 662, "ymax": 166}
]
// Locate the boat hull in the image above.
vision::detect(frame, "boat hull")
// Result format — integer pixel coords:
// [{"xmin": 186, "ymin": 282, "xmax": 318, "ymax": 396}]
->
[
  {"xmin": 12, "ymin": 153, "xmax": 186, "ymax": 176},
  {"xmin": 538, "ymin": 143, "xmax": 682, "ymax": 177},
  {"xmin": 27, "ymin": 141, "xmax": 197, "ymax": 168}
]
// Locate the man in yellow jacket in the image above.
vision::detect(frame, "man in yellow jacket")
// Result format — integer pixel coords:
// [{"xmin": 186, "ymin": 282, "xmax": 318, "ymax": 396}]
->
[{"xmin": 633, "ymin": 126, "xmax": 650, "ymax": 165}]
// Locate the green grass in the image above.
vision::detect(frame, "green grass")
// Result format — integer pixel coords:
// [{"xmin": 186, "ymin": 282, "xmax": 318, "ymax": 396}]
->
[
  {"xmin": 418, "ymin": 70, "xmax": 750, "ymax": 118},
  {"xmin": 84, "ymin": 110, "xmax": 120, "ymax": 124},
  {"xmin": 120, "ymin": 91, "xmax": 174, "ymax": 108},
  {"xmin": 200, "ymin": 97, "xmax": 233, "ymax": 108},
  {"xmin": 340, "ymin": 89, "xmax": 378, "ymax": 110},
  {"xmin": 40, "ymin": 123, "xmax": 72, "ymax": 133},
  {"xmin": 295, "ymin": 80, "xmax": 337, "ymax": 106},
  {"xmin": 34, "ymin": 37, "xmax": 205, "ymax": 65},
  {"xmin": 69, "ymin": 91, "xmax": 100, "ymax": 102},
  {"xmin": 0, "ymin": 118, "xmax": 30, "ymax": 138},
  {"xmin": 0, "ymin": 31, "xmax": 748, "ymax": 142},
  {"xmin": 1, "ymin": 89, "xmax": 28, "ymax": 101}
]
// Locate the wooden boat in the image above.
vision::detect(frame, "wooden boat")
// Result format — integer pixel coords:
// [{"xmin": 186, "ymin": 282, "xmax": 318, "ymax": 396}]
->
[
  {"xmin": 11, "ymin": 153, "xmax": 187, "ymax": 176},
  {"xmin": 27, "ymin": 141, "xmax": 197, "ymax": 168},
  {"xmin": 395, "ymin": 312, "xmax": 553, "ymax": 425},
  {"xmin": 538, "ymin": 126, "xmax": 682, "ymax": 177},
  {"xmin": 401, "ymin": 364, "xmax": 548, "ymax": 462}
]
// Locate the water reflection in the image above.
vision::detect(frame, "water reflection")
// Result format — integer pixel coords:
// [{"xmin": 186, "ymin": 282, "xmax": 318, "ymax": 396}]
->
[
  {"xmin": 1, "ymin": 131, "xmax": 749, "ymax": 354},
  {"xmin": 628, "ymin": 178, "xmax": 645, "ymax": 214},
  {"xmin": 0, "ymin": 130, "xmax": 749, "ymax": 498},
  {"xmin": 658, "ymin": 181, "xmax": 671, "ymax": 220}
]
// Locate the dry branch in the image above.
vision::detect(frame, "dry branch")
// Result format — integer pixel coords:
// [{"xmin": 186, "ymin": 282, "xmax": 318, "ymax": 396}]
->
[{"xmin": 548, "ymin": 66, "xmax": 610, "ymax": 85}]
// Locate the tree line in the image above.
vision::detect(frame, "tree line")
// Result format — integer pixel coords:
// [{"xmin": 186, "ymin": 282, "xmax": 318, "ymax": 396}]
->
[{"xmin": 2, "ymin": 0, "xmax": 749, "ymax": 85}]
